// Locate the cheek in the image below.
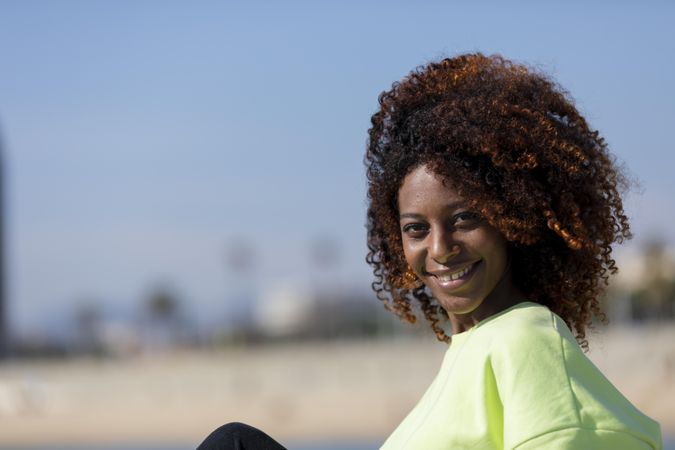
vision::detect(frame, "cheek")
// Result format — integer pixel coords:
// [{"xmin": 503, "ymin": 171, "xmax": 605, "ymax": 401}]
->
[
  {"xmin": 483, "ymin": 238, "xmax": 509, "ymax": 274},
  {"xmin": 466, "ymin": 228, "xmax": 509, "ymax": 271}
]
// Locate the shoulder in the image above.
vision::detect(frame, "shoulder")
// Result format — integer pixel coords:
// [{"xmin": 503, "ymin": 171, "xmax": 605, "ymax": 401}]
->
[
  {"xmin": 477, "ymin": 302, "xmax": 571, "ymax": 358},
  {"xmin": 478, "ymin": 302, "xmax": 575, "ymax": 407},
  {"xmin": 478, "ymin": 304, "xmax": 583, "ymax": 441},
  {"xmin": 473, "ymin": 302, "xmax": 662, "ymax": 450}
]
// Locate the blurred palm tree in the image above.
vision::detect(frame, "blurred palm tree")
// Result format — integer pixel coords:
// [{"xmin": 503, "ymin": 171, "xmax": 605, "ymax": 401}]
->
[{"xmin": 143, "ymin": 286, "xmax": 190, "ymax": 350}]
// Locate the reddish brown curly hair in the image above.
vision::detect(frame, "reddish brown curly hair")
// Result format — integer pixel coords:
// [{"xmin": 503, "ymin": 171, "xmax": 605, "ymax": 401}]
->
[{"xmin": 365, "ymin": 53, "xmax": 631, "ymax": 348}]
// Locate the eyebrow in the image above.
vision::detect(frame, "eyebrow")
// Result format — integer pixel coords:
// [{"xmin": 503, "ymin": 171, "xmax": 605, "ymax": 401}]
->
[
  {"xmin": 399, "ymin": 201, "xmax": 467, "ymax": 219},
  {"xmin": 399, "ymin": 213, "xmax": 425, "ymax": 220}
]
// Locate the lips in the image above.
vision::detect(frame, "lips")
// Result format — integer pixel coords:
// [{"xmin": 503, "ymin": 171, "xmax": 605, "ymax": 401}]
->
[{"xmin": 425, "ymin": 260, "xmax": 480, "ymax": 290}]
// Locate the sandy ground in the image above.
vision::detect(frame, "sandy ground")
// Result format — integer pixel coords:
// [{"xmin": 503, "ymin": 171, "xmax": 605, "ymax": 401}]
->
[{"xmin": 0, "ymin": 325, "xmax": 673, "ymax": 448}]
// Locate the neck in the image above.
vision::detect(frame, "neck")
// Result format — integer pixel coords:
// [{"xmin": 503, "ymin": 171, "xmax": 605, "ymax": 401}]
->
[{"xmin": 448, "ymin": 269, "xmax": 525, "ymax": 334}]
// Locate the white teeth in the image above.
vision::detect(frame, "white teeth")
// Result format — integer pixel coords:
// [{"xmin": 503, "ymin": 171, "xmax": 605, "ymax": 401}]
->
[{"xmin": 437, "ymin": 264, "xmax": 473, "ymax": 282}]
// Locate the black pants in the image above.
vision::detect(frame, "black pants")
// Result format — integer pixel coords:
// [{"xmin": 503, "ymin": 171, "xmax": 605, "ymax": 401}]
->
[{"xmin": 197, "ymin": 422, "xmax": 288, "ymax": 450}]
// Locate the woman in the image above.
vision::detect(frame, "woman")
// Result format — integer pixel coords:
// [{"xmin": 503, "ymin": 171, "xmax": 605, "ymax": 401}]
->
[
  {"xmin": 198, "ymin": 53, "xmax": 663, "ymax": 449},
  {"xmin": 367, "ymin": 53, "xmax": 662, "ymax": 449}
]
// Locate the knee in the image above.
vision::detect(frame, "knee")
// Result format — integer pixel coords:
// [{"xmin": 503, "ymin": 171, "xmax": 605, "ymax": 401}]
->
[
  {"xmin": 204, "ymin": 421, "xmax": 254, "ymax": 439},
  {"xmin": 215, "ymin": 421, "xmax": 252, "ymax": 433},
  {"xmin": 198, "ymin": 422, "xmax": 263, "ymax": 450}
]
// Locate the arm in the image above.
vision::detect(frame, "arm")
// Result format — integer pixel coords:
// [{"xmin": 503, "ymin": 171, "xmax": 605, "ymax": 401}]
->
[{"xmin": 515, "ymin": 427, "xmax": 658, "ymax": 450}]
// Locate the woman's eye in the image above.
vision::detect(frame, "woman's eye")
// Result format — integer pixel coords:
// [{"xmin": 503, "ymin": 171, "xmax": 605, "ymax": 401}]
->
[
  {"xmin": 402, "ymin": 223, "xmax": 428, "ymax": 237},
  {"xmin": 453, "ymin": 211, "xmax": 481, "ymax": 225}
]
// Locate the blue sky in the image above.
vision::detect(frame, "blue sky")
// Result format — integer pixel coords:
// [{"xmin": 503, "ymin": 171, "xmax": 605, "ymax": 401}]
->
[{"xmin": 1, "ymin": 1, "xmax": 674, "ymax": 333}]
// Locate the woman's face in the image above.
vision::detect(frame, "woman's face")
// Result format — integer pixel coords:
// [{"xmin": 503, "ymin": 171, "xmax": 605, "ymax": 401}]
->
[{"xmin": 398, "ymin": 165, "xmax": 517, "ymax": 320}]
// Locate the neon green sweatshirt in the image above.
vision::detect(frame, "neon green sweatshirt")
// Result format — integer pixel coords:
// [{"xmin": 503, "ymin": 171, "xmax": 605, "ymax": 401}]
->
[{"xmin": 381, "ymin": 302, "xmax": 662, "ymax": 449}]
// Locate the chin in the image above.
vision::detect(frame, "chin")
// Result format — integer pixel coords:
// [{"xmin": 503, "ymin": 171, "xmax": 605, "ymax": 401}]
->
[{"xmin": 436, "ymin": 295, "xmax": 485, "ymax": 316}]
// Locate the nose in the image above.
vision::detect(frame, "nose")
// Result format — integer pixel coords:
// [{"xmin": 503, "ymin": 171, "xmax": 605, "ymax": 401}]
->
[{"xmin": 429, "ymin": 228, "xmax": 460, "ymax": 264}]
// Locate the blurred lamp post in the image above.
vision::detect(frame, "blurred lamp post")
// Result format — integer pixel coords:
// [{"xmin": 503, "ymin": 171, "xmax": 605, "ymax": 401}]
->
[
  {"xmin": 0, "ymin": 130, "xmax": 6, "ymax": 358},
  {"xmin": 223, "ymin": 239, "xmax": 257, "ymax": 329},
  {"xmin": 308, "ymin": 235, "xmax": 340, "ymax": 294}
]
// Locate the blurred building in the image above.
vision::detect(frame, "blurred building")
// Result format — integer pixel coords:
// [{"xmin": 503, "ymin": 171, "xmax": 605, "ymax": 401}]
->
[
  {"xmin": 609, "ymin": 242, "xmax": 675, "ymax": 322},
  {"xmin": 251, "ymin": 282, "xmax": 405, "ymax": 342},
  {"xmin": 254, "ymin": 284, "xmax": 314, "ymax": 337}
]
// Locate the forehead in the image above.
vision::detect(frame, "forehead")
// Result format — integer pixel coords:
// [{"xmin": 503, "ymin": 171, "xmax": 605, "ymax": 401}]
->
[{"xmin": 398, "ymin": 165, "xmax": 464, "ymax": 210}]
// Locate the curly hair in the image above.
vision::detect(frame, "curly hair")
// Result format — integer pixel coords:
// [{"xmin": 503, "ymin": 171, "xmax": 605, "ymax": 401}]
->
[{"xmin": 365, "ymin": 53, "xmax": 631, "ymax": 348}]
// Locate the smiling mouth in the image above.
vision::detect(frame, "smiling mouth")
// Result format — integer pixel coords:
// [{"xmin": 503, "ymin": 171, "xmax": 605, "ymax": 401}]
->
[
  {"xmin": 436, "ymin": 264, "xmax": 473, "ymax": 281},
  {"xmin": 426, "ymin": 261, "xmax": 480, "ymax": 288}
]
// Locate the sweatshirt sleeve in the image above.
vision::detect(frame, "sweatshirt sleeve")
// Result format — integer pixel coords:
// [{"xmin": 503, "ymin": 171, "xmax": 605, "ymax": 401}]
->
[
  {"xmin": 488, "ymin": 310, "xmax": 662, "ymax": 450},
  {"xmin": 514, "ymin": 427, "xmax": 657, "ymax": 450}
]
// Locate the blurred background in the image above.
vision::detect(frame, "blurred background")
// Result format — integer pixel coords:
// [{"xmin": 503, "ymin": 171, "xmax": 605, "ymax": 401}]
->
[{"xmin": 0, "ymin": 1, "xmax": 674, "ymax": 449}]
